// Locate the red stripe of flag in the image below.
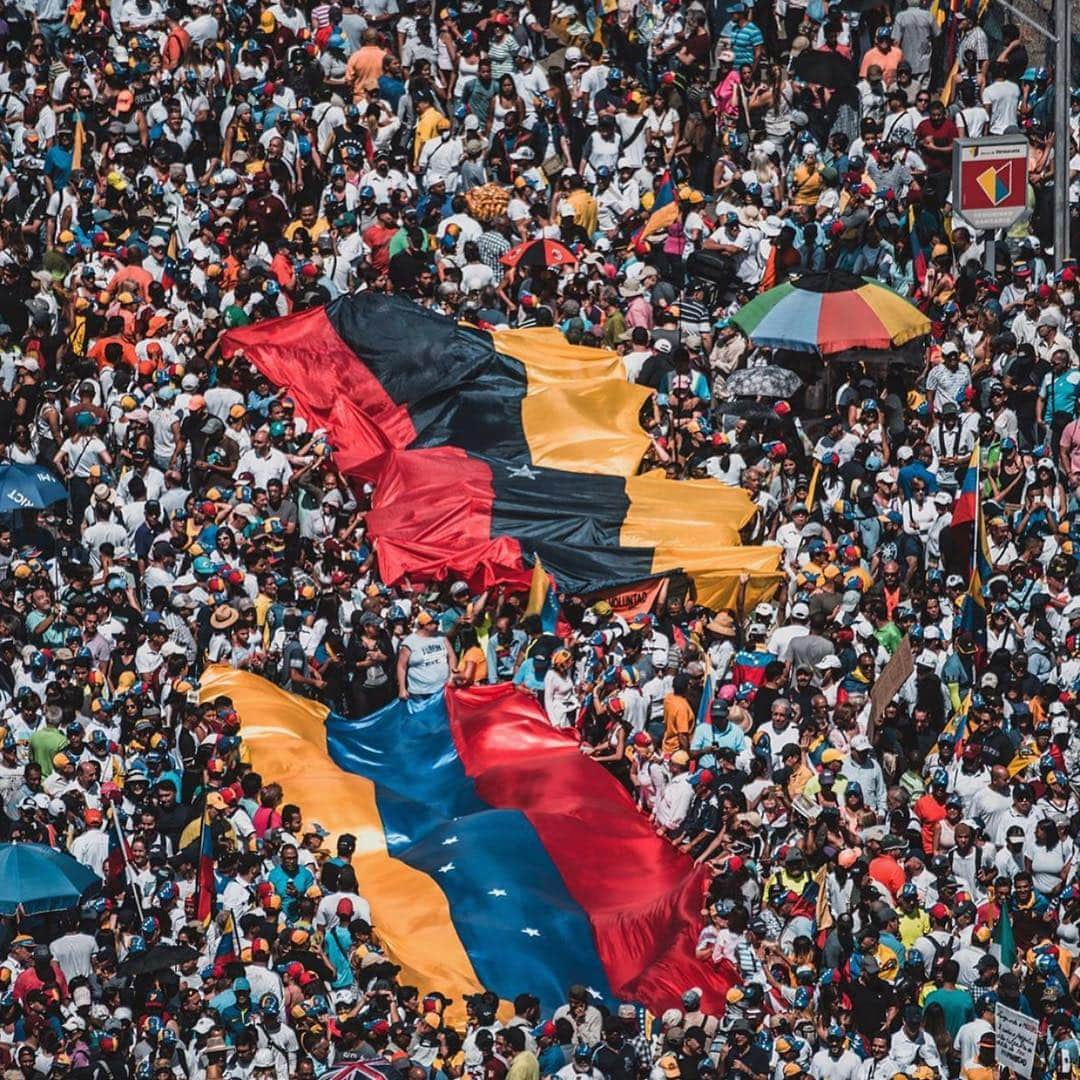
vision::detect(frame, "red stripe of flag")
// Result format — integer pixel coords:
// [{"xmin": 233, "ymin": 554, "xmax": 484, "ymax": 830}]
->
[{"xmin": 445, "ymin": 683, "xmax": 735, "ymax": 1011}]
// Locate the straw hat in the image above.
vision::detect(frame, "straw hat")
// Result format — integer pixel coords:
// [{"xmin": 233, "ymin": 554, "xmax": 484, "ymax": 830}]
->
[
  {"xmin": 706, "ymin": 611, "xmax": 737, "ymax": 637},
  {"xmin": 210, "ymin": 605, "xmax": 239, "ymax": 631}
]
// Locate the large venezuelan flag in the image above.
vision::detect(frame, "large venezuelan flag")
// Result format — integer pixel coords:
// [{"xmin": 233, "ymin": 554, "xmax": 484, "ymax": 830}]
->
[
  {"xmin": 223, "ymin": 295, "xmax": 781, "ymax": 610},
  {"xmin": 201, "ymin": 666, "xmax": 734, "ymax": 1018}
]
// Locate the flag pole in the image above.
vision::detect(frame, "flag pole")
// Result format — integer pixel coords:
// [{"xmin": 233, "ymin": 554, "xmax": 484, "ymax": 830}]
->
[
  {"xmin": 970, "ymin": 441, "xmax": 980, "ymax": 587},
  {"xmin": 111, "ymin": 806, "xmax": 145, "ymax": 922}
]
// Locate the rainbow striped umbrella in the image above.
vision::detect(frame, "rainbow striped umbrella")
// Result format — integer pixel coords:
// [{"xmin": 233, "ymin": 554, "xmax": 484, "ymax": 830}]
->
[{"xmin": 730, "ymin": 272, "xmax": 930, "ymax": 354}]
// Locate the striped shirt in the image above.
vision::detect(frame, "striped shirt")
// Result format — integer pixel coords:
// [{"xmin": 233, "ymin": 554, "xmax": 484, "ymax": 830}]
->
[
  {"xmin": 731, "ymin": 21, "xmax": 764, "ymax": 68},
  {"xmin": 478, "ymin": 229, "xmax": 511, "ymax": 275}
]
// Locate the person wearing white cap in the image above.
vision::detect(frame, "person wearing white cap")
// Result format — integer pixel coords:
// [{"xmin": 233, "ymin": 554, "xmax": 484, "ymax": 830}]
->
[
  {"xmin": 842, "ymin": 732, "xmax": 886, "ymax": 815},
  {"xmin": 922, "ymin": 490, "xmax": 953, "ymax": 567},
  {"xmin": 768, "ymin": 600, "xmax": 810, "ymax": 662}
]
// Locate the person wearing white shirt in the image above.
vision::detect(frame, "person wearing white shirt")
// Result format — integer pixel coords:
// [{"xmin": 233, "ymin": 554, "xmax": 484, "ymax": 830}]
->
[
  {"xmin": 954, "ymin": 1004, "xmax": 994, "ymax": 1070},
  {"xmin": 809, "ymin": 1042, "xmax": 861, "ymax": 1080},
  {"xmin": 314, "ymin": 885, "xmax": 372, "ymax": 932},
  {"xmin": 856, "ymin": 1040, "xmax": 901, "ymax": 1080},
  {"xmin": 652, "ymin": 760, "xmax": 693, "ymax": 832},
  {"xmin": 69, "ymin": 812, "xmax": 110, "ymax": 878},
  {"xmin": 49, "ymin": 926, "xmax": 97, "ymax": 982},
  {"xmin": 204, "ymin": 381, "xmax": 245, "ymax": 422},
  {"xmin": 981, "ymin": 65, "xmax": 1020, "ymax": 133},
  {"xmin": 220, "ymin": 857, "xmax": 259, "ymax": 920},
  {"xmin": 890, "ymin": 1018, "xmax": 943, "ymax": 1072},
  {"xmin": 236, "ymin": 431, "xmax": 292, "ymax": 488},
  {"xmin": 969, "ymin": 766, "xmax": 1014, "ymax": 841},
  {"xmin": 768, "ymin": 602, "xmax": 810, "ymax": 661}
]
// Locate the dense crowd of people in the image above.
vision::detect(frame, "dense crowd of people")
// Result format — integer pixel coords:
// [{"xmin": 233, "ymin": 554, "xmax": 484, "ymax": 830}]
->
[{"xmin": 1, "ymin": 0, "xmax": 1080, "ymax": 1076}]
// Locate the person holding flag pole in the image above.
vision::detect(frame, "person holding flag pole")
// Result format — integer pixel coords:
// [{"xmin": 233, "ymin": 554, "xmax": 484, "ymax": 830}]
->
[{"xmin": 107, "ymin": 805, "xmax": 145, "ymax": 923}]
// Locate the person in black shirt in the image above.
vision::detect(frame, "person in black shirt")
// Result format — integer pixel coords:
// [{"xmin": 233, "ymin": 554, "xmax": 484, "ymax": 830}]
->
[
  {"xmin": 345, "ymin": 611, "xmax": 395, "ymax": 716},
  {"xmin": 719, "ymin": 1023, "xmax": 769, "ymax": 1080},
  {"xmin": 591, "ymin": 1017, "xmax": 638, "ymax": 1080},
  {"xmin": 1003, "ymin": 342, "xmax": 1043, "ymax": 445},
  {"xmin": 850, "ymin": 960, "xmax": 897, "ymax": 1039},
  {"xmin": 389, "ymin": 227, "xmax": 430, "ymax": 293}
]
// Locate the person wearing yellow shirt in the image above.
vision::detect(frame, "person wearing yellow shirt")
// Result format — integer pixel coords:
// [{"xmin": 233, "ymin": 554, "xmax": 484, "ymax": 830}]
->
[
  {"xmin": 661, "ymin": 673, "xmax": 695, "ymax": 754},
  {"xmin": 801, "ymin": 750, "xmax": 849, "ymax": 802},
  {"xmin": 284, "ymin": 204, "xmax": 330, "ymax": 242},
  {"xmin": 502, "ymin": 1028, "xmax": 540, "ymax": 1080},
  {"xmin": 562, "ymin": 176, "xmax": 598, "ymax": 237},
  {"xmin": 414, "ymin": 102, "xmax": 447, "ymax": 170},
  {"xmin": 897, "ymin": 883, "xmax": 931, "ymax": 948},
  {"xmin": 791, "ymin": 146, "xmax": 824, "ymax": 208},
  {"xmin": 780, "ymin": 744, "xmax": 814, "ymax": 801}
]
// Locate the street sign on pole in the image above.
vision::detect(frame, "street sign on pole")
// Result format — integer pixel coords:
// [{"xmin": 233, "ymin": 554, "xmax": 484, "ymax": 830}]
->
[{"xmin": 952, "ymin": 136, "xmax": 1029, "ymax": 232}]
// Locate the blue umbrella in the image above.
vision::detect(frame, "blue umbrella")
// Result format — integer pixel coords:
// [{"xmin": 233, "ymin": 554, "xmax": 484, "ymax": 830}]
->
[
  {"xmin": 0, "ymin": 464, "xmax": 67, "ymax": 511},
  {"xmin": 0, "ymin": 843, "xmax": 99, "ymax": 915}
]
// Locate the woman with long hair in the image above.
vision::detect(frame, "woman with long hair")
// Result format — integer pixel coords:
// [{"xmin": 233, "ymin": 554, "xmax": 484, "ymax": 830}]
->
[{"xmin": 1026, "ymin": 816, "xmax": 1074, "ymax": 900}]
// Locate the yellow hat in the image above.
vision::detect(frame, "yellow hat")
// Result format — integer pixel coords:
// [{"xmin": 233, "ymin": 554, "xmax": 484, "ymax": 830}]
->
[
  {"xmin": 106, "ymin": 171, "xmax": 128, "ymax": 191},
  {"xmin": 671, "ymin": 750, "xmax": 690, "ymax": 766},
  {"xmin": 57, "ymin": 230, "xmax": 76, "ymax": 244},
  {"xmin": 117, "ymin": 291, "xmax": 136, "ymax": 304}
]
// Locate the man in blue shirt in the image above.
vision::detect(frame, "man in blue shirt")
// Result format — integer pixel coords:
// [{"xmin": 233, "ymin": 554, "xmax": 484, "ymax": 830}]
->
[
  {"xmin": 690, "ymin": 698, "xmax": 746, "ymax": 768},
  {"xmin": 43, "ymin": 128, "xmax": 74, "ymax": 190},
  {"xmin": 897, "ymin": 444, "xmax": 939, "ymax": 498},
  {"xmin": 1037, "ymin": 348, "xmax": 1080, "ymax": 450},
  {"xmin": 727, "ymin": 2, "xmax": 764, "ymax": 72}
]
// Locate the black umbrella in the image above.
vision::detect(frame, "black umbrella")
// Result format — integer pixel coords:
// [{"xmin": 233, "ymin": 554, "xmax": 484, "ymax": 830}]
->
[
  {"xmin": 792, "ymin": 49, "xmax": 857, "ymax": 89},
  {"xmin": 117, "ymin": 943, "xmax": 197, "ymax": 977}
]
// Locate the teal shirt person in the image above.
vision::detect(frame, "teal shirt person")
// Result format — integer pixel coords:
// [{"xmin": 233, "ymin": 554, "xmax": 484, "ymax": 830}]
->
[
  {"xmin": 924, "ymin": 985, "xmax": 974, "ymax": 1038},
  {"xmin": 325, "ymin": 923, "xmax": 355, "ymax": 990},
  {"xmin": 1039, "ymin": 366, "xmax": 1080, "ymax": 418},
  {"xmin": 513, "ymin": 656, "xmax": 545, "ymax": 693},
  {"xmin": 689, "ymin": 713, "xmax": 745, "ymax": 768},
  {"xmin": 268, "ymin": 863, "xmax": 315, "ymax": 920}
]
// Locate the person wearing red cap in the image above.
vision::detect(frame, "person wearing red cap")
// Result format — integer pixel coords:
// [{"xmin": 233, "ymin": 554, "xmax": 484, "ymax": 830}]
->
[
  {"xmin": 912, "ymin": 902, "xmax": 957, "ymax": 976},
  {"xmin": 314, "ymin": 864, "xmax": 371, "ymax": 933},
  {"xmin": 69, "ymin": 807, "xmax": 109, "ymax": 879}
]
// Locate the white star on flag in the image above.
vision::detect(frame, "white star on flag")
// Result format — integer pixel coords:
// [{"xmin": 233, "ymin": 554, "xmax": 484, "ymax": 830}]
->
[
  {"xmin": 438, "ymin": 862, "xmax": 455, "ymax": 874},
  {"xmin": 488, "ymin": 888, "xmax": 508, "ymax": 897},
  {"xmin": 586, "ymin": 988, "xmax": 603, "ymax": 1000},
  {"xmin": 507, "ymin": 463, "xmax": 538, "ymax": 480},
  {"xmin": 521, "ymin": 927, "xmax": 541, "ymax": 937},
  {"xmin": 442, "ymin": 836, "xmax": 459, "ymax": 846}
]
